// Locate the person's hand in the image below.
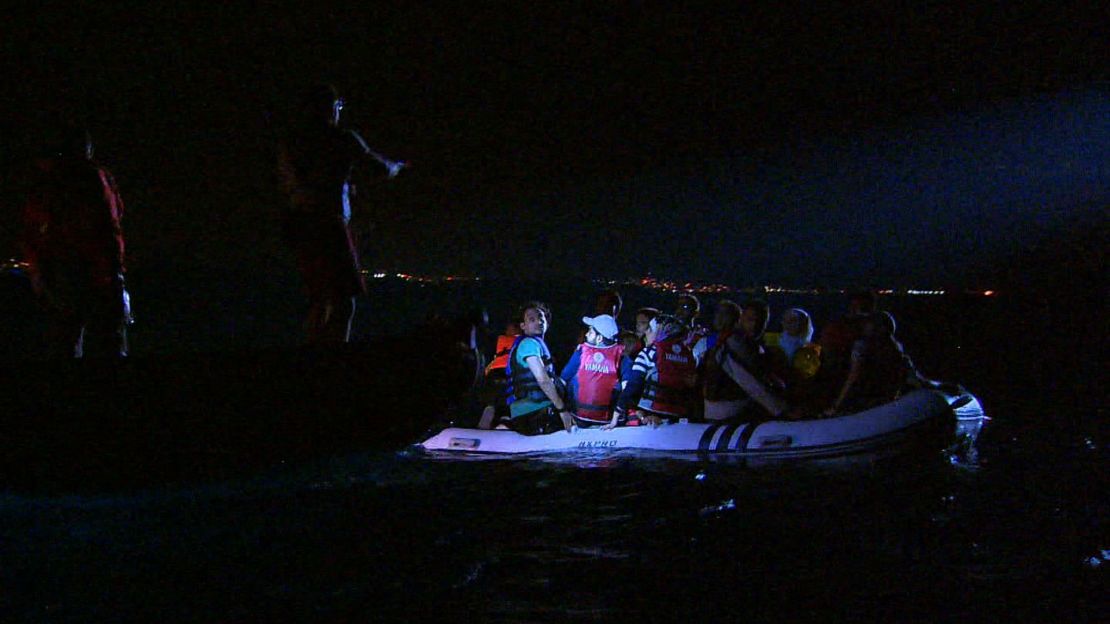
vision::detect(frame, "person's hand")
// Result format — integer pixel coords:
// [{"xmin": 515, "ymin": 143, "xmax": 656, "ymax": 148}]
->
[
  {"xmin": 560, "ymin": 410, "xmax": 577, "ymax": 433},
  {"xmin": 643, "ymin": 414, "xmax": 663, "ymax": 428},
  {"xmin": 601, "ymin": 412, "xmax": 621, "ymax": 430},
  {"xmin": 387, "ymin": 160, "xmax": 406, "ymax": 178},
  {"xmin": 822, "ymin": 407, "xmax": 838, "ymax": 417}
]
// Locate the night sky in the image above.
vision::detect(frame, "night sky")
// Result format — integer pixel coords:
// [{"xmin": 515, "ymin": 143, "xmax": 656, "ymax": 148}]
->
[{"xmin": 1, "ymin": 2, "xmax": 1106, "ymax": 287}]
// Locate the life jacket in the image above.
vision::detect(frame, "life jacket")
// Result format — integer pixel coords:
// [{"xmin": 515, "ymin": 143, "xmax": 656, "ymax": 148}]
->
[
  {"xmin": 506, "ymin": 335, "xmax": 554, "ymax": 404},
  {"xmin": 574, "ymin": 342, "xmax": 624, "ymax": 423},
  {"xmin": 639, "ymin": 336, "xmax": 697, "ymax": 417},
  {"xmin": 485, "ymin": 333, "xmax": 518, "ymax": 376},
  {"xmin": 791, "ymin": 343, "xmax": 822, "ymax": 380},
  {"xmin": 702, "ymin": 331, "xmax": 745, "ymax": 402}
]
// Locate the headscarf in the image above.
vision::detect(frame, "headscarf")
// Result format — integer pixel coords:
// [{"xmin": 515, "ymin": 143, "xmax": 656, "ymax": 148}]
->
[{"xmin": 780, "ymin": 308, "xmax": 814, "ymax": 362}]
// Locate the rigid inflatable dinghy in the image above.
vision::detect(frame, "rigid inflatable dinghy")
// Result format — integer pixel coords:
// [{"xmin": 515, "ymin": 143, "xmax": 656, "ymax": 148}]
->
[{"xmin": 420, "ymin": 389, "xmax": 985, "ymax": 459}]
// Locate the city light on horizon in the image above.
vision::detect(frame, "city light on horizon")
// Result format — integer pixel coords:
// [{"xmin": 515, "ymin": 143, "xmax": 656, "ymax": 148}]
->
[{"xmin": 360, "ymin": 269, "xmax": 998, "ymax": 297}]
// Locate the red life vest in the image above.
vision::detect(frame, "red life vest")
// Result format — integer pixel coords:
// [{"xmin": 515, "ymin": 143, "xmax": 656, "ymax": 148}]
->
[
  {"xmin": 574, "ymin": 342, "xmax": 624, "ymax": 423},
  {"xmin": 638, "ymin": 336, "xmax": 697, "ymax": 417}
]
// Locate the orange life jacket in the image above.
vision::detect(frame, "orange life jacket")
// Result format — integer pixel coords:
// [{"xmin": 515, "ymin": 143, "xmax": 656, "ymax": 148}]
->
[{"xmin": 485, "ymin": 334, "xmax": 518, "ymax": 376}]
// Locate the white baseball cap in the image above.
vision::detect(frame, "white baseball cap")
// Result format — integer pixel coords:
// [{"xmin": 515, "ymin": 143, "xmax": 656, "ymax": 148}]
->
[{"xmin": 582, "ymin": 314, "xmax": 619, "ymax": 340}]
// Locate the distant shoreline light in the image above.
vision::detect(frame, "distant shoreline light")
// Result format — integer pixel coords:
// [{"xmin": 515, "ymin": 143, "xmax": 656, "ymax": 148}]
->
[{"xmin": 360, "ymin": 269, "xmax": 997, "ymax": 297}]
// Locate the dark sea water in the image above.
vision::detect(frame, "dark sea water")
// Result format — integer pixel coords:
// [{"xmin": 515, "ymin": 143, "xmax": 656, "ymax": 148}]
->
[{"xmin": 1, "ymin": 278, "xmax": 1105, "ymax": 622}]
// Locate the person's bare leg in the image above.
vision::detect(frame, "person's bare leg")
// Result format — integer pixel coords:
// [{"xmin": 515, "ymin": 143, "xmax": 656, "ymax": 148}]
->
[
  {"xmin": 316, "ymin": 296, "xmax": 354, "ymax": 344},
  {"xmin": 477, "ymin": 405, "xmax": 497, "ymax": 429},
  {"xmin": 73, "ymin": 325, "xmax": 86, "ymax": 358},
  {"xmin": 333, "ymin": 296, "xmax": 355, "ymax": 343}
]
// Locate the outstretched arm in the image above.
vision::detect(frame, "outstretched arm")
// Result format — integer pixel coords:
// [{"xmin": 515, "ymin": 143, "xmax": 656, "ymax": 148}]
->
[
  {"xmin": 720, "ymin": 343, "xmax": 788, "ymax": 417},
  {"xmin": 350, "ymin": 130, "xmax": 405, "ymax": 178}
]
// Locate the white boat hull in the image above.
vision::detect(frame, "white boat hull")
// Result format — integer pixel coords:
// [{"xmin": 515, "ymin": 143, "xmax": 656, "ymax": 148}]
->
[{"xmin": 421, "ymin": 389, "xmax": 982, "ymax": 458}]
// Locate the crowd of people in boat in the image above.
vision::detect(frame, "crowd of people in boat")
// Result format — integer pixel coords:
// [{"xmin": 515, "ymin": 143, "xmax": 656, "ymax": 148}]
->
[{"xmin": 475, "ymin": 290, "xmax": 940, "ymax": 436}]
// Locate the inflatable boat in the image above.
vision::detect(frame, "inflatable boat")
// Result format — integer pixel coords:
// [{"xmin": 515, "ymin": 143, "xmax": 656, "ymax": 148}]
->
[{"xmin": 420, "ymin": 388, "xmax": 985, "ymax": 459}]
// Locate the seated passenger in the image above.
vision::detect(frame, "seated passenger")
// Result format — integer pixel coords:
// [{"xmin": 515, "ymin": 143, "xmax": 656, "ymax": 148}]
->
[
  {"xmin": 485, "ymin": 320, "xmax": 521, "ymax": 377},
  {"xmin": 779, "ymin": 308, "xmax": 815, "ymax": 363},
  {"xmin": 816, "ymin": 289, "xmax": 877, "ymax": 388},
  {"xmin": 560, "ymin": 315, "xmax": 631, "ymax": 428},
  {"xmin": 768, "ymin": 308, "xmax": 820, "ymax": 379},
  {"xmin": 427, "ymin": 308, "xmax": 490, "ymax": 428},
  {"xmin": 701, "ymin": 300, "xmax": 744, "ymax": 420},
  {"xmin": 505, "ymin": 301, "xmax": 575, "ymax": 435},
  {"xmin": 478, "ymin": 318, "xmax": 521, "ymax": 428},
  {"xmin": 594, "ymin": 288, "xmax": 623, "ymax": 320},
  {"xmin": 824, "ymin": 311, "xmax": 916, "ymax": 416},
  {"xmin": 617, "ymin": 329, "xmax": 644, "ymax": 423},
  {"xmin": 618, "ymin": 329, "xmax": 640, "ymax": 356},
  {"xmin": 634, "ymin": 307, "xmax": 661, "ymax": 342},
  {"xmin": 675, "ymin": 294, "xmax": 709, "ymax": 362},
  {"xmin": 627, "ymin": 307, "xmax": 660, "ymax": 362},
  {"xmin": 576, "ymin": 288, "xmax": 624, "ymax": 344},
  {"xmin": 613, "ymin": 314, "xmax": 698, "ymax": 427},
  {"xmin": 698, "ymin": 301, "xmax": 733, "ymax": 352},
  {"xmin": 703, "ymin": 300, "xmax": 789, "ymax": 421}
]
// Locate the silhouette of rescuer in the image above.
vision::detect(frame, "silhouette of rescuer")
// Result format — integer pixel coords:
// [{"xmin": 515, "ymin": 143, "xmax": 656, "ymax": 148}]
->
[
  {"xmin": 277, "ymin": 84, "xmax": 404, "ymax": 344},
  {"xmin": 21, "ymin": 126, "xmax": 130, "ymax": 358}
]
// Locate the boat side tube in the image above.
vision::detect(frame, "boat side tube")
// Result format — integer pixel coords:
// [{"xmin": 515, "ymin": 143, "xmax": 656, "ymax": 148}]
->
[{"xmin": 420, "ymin": 389, "xmax": 958, "ymax": 457}]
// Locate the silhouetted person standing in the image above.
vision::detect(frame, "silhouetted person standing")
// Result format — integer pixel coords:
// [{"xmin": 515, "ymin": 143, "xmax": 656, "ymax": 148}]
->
[
  {"xmin": 277, "ymin": 84, "xmax": 404, "ymax": 344},
  {"xmin": 21, "ymin": 127, "xmax": 129, "ymax": 358}
]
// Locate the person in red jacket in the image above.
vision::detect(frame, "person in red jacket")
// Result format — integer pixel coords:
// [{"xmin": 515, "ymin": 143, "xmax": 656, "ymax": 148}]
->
[
  {"xmin": 21, "ymin": 127, "xmax": 129, "ymax": 358},
  {"xmin": 277, "ymin": 84, "xmax": 405, "ymax": 344}
]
